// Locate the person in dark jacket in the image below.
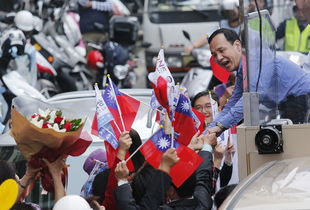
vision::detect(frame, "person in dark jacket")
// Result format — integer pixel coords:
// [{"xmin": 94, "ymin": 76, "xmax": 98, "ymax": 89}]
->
[
  {"xmin": 103, "ymin": 129, "xmax": 157, "ymax": 209},
  {"xmin": 78, "ymin": 0, "xmax": 113, "ymax": 54},
  {"xmin": 113, "ymin": 133, "xmax": 217, "ymax": 210}
]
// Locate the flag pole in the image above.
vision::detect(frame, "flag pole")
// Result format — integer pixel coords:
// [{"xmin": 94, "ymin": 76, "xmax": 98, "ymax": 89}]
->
[
  {"xmin": 107, "ymin": 75, "xmax": 126, "ymax": 132},
  {"xmin": 94, "ymin": 83, "xmax": 122, "ymax": 136},
  {"xmin": 208, "ymin": 91, "xmax": 215, "ymax": 120},
  {"xmin": 112, "ymin": 120, "xmax": 122, "ymax": 135},
  {"xmin": 125, "ymin": 128, "xmax": 161, "ymax": 163},
  {"xmin": 171, "ymin": 126, "xmax": 174, "ymax": 148},
  {"xmin": 125, "ymin": 140, "xmax": 147, "ymax": 163}
]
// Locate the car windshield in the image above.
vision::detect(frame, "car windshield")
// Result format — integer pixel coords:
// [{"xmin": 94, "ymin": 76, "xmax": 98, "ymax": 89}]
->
[
  {"xmin": 148, "ymin": 0, "xmax": 220, "ymax": 12},
  {"xmin": 231, "ymin": 158, "xmax": 310, "ymax": 209}
]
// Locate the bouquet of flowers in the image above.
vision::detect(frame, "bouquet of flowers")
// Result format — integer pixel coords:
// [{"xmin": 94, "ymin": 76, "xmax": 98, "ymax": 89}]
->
[
  {"xmin": 10, "ymin": 96, "xmax": 92, "ymax": 193},
  {"xmin": 30, "ymin": 108, "xmax": 83, "ymax": 132}
]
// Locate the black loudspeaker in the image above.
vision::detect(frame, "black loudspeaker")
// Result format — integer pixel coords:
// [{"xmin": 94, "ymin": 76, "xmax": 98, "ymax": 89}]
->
[{"xmin": 255, "ymin": 124, "xmax": 283, "ymax": 154}]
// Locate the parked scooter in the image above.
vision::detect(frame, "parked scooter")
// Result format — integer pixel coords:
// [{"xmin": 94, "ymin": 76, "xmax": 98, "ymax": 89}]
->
[
  {"xmin": 36, "ymin": 0, "xmax": 94, "ymax": 90},
  {"xmin": 87, "ymin": 40, "xmax": 136, "ymax": 88},
  {"xmin": 181, "ymin": 30, "xmax": 220, "ymax": 98}
]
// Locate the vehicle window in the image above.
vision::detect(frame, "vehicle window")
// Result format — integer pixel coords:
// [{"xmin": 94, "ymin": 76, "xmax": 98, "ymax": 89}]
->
[
  {"xmin": 149, "ymin": 0, "xmax": 220, "ymax": 12},
  {"xmin": 148, "ymin": 0, "xmax": 222, "ymax": 23}
]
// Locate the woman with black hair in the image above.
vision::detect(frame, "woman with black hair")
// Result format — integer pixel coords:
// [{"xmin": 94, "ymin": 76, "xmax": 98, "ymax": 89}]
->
[{"xmin": 102, "ymin": 129, "xmax": 156, "ymax": 209}]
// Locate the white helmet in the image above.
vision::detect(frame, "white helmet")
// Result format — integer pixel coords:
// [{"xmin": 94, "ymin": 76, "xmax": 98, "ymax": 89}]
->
[
  {"xmin": 0, "ymin": 28, "xmax": 26, "ymax": 58},
  {"xmin": 52, "ymin": 195, "xmax": 92, "ymax": 210},
  {"xmin": 14, "ymin": 10, "xmax": 34, "ymax": 32},
  {"xmin": 221, "ymin": 0, "xmax": 239, "ymax": 10}
]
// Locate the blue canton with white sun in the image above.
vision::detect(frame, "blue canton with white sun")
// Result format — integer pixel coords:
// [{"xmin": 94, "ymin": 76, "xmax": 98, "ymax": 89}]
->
[{"xmin": 156, "ymin": 136, "xmax": 171, "ymax": 152}]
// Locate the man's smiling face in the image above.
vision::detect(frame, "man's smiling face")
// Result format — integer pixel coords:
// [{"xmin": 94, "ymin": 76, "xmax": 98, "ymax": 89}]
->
[{"xmin": 210, "ymin": 33, "xmax": 242, "ymax": 72}]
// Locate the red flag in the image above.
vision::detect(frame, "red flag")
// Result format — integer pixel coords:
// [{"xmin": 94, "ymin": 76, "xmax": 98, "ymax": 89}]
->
[
  {"xmin": 152, "ymin": 76, "xmax": 170, "ymax": 112},
  {"xmin": 140, "ymin": 129, "xmax": 203, "ymax": 187},
  {"xmin": 210, "ymin": 56, "xmax": 230, "ymax": 83},
  {"xmin": 91, "ymin": 114, "xmax": 99, "ymax": 136},
  {"xmin": 104, "ymin": 141, "xmax": 117, "ymax": 168},
  {"xmin": 231, "ymin": 125, "xmax": 237, "ymax": 134}
]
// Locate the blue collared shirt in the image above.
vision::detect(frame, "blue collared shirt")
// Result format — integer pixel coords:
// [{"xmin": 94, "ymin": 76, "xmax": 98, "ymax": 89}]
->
[{"xmin": 206, "ymin": 55, "xmax": 310, "ymax": 131}]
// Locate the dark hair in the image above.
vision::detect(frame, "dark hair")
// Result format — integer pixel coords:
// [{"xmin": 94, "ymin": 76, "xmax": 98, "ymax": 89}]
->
[
  {"xmin": 173, "ymin": 174, "xmax": 196, "ymax": 198},
  {"xmin": 191, "ymin": 90, "xmax": 218, "ymax": 107},
  {"xmin": 0, "ymin": 160, "xmax": 16, "ymax": 185},
  {"xmin": 129, "ymin": 129, "xmax": 156, "ymax": 203},
  {"xmin": 293, "ymin": 5, "xmax": 298, "ymax": 12},
  {"xmin": 131, "ymin": 164, "xmax": 156, "ymax": 203},
  {"xmin": 91, "ymin": 169, "xmax": 110, "ymax": 204},
  {"xmin": 11, "ymin": 202, "xmax": 39, "ymax": 210},
  {"xmin": 129, "ymin": 129, "xmax": 145, "ymax": 170},
  {"xmin": 214, "ymin": 184, "xmax": 237, "ymax": 208},
  {"xmin": 208, "ymin": 28, "xmax": 240, "ymax": 46}
]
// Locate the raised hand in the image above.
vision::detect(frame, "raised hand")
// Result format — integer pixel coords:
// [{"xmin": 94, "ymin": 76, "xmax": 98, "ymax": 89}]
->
[
  {"xmin": 201, "ymin": 133, "xmax": 217, "ymax": 146},
  {"xmin": 115, "ymin": 161, "xmax": 129, "ymax": 182},
  {"xmin": 188, "ymin": 131, "xmax": 203, "ymax": 152},
  {"xmin": 159, "ymin": 148, "xmax": 180, "ymax": 173},
  {"xmin": 117, "ymin": 131, "xmax": 132, "ymax": 160}
]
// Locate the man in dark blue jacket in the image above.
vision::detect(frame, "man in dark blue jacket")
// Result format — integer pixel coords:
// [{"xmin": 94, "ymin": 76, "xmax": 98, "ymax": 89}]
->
[{"xmin": 78, "ymin": 0, "xmax": 113, "ymax": 53}]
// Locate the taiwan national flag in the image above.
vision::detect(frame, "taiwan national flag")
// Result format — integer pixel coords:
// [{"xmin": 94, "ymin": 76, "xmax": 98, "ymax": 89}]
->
[
  {"xmin": 91, "ymin": 80, "xmax": 140, "ymax": 168},
  {"xmin": 103, "ymin": 79, "xmax": 140, "ymax": 133},
  {"xmin": 173, "ymin": 94, "xmax": 199, "ymax": 145},
  {"xmin": 140, "ymin": 128, "xmax": 203, "ymax": 187}
]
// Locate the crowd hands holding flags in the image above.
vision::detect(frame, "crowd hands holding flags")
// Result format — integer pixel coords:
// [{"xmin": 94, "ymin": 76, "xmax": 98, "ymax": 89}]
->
[{"xmin": 0, "ymin": 48, "xmax": 237, "ymax": 209}]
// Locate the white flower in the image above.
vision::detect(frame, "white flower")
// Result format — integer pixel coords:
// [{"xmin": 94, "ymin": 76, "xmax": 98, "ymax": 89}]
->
[
  {"xmin": 31, "ymin": 117, "xmax": 43, "ymax": 128},
  {"xmin": 48, "ymin": 110, "xmax": 56, "ymax": 123},
  {"xmin": 38, "ymin": 108, "xmax": 50, "ymax": 118},
  {"xmin": 30, "ymin": 115, "xmax": 39, "ymax": 123},
  {"xmin": 52, "ymin": 123, "xmax": 60, "ymax": 132},
  {"xmin": 47, "ymin": 123, "xmax": 66, "ymax": 132},
  {"xmin": 60, "ymin": 118, "xmax": 65, "ymax": 125}
]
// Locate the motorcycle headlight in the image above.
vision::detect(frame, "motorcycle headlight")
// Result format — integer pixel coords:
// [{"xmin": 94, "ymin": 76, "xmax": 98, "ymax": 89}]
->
[
  {"xmin": 167, "ymin": 56, "xmax": 182, "ymax": 67},
  {"xmin": 113, "ymin": 65, "xmax": 129, "ymax": 80}
]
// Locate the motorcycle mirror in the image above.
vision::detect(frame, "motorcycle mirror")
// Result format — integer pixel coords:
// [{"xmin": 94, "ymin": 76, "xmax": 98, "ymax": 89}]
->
[
  {"xmin": 182, "ymin": 30, "xmax": 191, "ymax": 42},
  {"xmin": 141, "ymin": 42, "xmax": 151, "ymax": 48}
]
